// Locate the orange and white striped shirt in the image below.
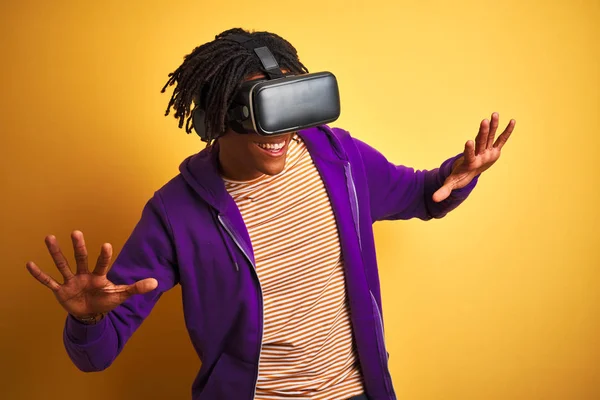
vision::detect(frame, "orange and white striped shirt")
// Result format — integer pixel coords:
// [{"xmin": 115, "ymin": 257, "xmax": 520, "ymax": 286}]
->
[{"xmin": 224, "ymin": 134, "xmax": 365, "ymax": 400}]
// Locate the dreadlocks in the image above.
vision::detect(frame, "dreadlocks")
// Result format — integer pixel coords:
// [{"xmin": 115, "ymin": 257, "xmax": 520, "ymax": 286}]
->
[{"xmin": 161, "ymin": 28, "xmax": 309, "ymax": 143}]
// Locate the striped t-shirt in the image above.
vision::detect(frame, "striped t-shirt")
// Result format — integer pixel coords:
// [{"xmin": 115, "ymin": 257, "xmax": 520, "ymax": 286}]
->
[{"xmin": 223, "ymin": 134, "xmax": 365, "ymax": 400}]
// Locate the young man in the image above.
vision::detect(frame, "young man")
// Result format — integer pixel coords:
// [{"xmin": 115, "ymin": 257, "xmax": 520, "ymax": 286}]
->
[{"xmin": 26, "ymin": 28, "xmax": 515, "ymax": 400}]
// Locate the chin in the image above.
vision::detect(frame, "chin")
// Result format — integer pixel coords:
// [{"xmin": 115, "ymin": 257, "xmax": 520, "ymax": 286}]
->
[{"xmin": 258, "ymin": 160, "xmax": 287, "ymax": 176}]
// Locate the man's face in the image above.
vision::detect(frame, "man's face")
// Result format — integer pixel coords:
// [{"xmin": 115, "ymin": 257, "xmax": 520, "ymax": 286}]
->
[{"xmin": 216, "ymin": 72, "xmax": 294, "ymax": 181}]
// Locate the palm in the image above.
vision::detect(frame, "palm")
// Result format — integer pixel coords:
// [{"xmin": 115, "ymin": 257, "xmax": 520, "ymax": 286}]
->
[
  {"xmin": 55, "ymin": 274, "xmax": 123, "ymax": 317},
  {"xmin": 26, "ymin": 231, "xmax": 157, "ymax": 319},
  {"xmin": 433, "ymin": 112, "xmax": 516, "ymax": 202}
]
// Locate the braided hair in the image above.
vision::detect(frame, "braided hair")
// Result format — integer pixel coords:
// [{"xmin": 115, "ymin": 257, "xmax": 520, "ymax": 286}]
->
[{"xmin": 161, "ymin": 28, "xmax": 309, "ymax": 143}]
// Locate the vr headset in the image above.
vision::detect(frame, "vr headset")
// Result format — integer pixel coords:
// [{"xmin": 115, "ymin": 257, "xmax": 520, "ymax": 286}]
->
[{"xmin": 192, "ymin": 34, "xmax": 341, "ymax": 142}]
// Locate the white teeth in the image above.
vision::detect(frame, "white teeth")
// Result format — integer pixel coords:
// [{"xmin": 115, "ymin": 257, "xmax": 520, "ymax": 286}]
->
[{"xmin": 257, "ymin": 142, "xmax": 285, "ymax": 151}]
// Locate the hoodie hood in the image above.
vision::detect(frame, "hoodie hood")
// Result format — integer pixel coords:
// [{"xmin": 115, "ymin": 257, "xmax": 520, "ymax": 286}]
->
[
  {"xmin": 179, "ymin": 140, "xmax": 228, "ymax": 212},
  {"xmin": 178, "ymin": 125, "xmax": 348, "ymax": 213}
]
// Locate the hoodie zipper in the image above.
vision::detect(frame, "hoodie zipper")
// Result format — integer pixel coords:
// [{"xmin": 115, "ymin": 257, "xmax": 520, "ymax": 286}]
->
[
  {"xmin": 217, "ymin": 214, "xmax": 264, "ymax": 400},
  {"xmin": 344, "ymin": 159, "xmax": 393, "ymax": 398},
  {"xmin": 370, "ymin": 290, "xmax": 394, "ymax": 398},
  {"xmin": 344, "ymin": 162, "xmax": 362, "ymax": 251}
]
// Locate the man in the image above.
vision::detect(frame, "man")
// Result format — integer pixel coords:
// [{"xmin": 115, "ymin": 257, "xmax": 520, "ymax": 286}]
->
[{"xmin": 26, "ymin": 28, "xmax": 515, "ymax": 400}]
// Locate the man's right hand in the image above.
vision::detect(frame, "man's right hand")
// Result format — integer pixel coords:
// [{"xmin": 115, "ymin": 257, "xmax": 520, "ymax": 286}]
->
[{"xmin": 26, "ymin": 230, "xmax": 158, "ymax": 322}]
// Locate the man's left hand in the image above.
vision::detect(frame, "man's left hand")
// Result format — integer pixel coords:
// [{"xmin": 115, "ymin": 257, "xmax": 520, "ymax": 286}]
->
[{"xmin": 433, "ymin": 112, "xmax": 516, "ymax": 203}]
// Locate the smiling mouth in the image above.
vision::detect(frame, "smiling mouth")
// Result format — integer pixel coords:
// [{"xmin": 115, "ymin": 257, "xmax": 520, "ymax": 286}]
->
[{"xmin": 254, "ymin": 140, "xmax": 287, "ymax": 156}]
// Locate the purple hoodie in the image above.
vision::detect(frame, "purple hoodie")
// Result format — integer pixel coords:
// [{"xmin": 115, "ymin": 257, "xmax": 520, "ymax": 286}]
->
[{"xmin": 62, "ymin": 125, "xmax": 478, "ymax": 400}]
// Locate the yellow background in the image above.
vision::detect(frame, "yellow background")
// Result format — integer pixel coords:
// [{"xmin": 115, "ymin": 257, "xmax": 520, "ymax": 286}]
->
[{"xmin": 1, "ymin": 0, "xmax": 598, "ymax": 399}]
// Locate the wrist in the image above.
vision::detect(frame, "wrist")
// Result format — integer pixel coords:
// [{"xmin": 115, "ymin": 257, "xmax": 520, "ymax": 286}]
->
[
  {"xmin": 71, "ymin": 312, "xmax": 106, "ymax": 325},
  {"xmin": 451, "ymin": 155, "xmax": 464, "ymax": 171}
]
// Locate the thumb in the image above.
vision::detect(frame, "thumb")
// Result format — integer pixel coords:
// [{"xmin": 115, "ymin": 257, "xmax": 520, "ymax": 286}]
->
[
  {"xmin": 432, "ymin": 181, "xmax": 454, "ymax": 203},
  {"xmin": 126, "ymin": 278, "xmax": 159, "ymax": 296}
]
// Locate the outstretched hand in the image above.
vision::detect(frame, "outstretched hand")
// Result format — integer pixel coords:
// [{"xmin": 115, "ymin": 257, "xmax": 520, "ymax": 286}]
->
[
  {"xmin": 26, "ymin": 231, "xmax": 158, "ymax": 320},
  {"xmin": 433, "ymin": 112, "xmax": 516, "ymax": 202}
]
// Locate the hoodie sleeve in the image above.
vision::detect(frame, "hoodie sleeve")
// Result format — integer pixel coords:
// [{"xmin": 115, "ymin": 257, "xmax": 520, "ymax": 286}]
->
[
  {"xmin": 63, "ymin": 191, "xmax": 178, "ymax": 372},
  {"xmin": 353, "ymin": 138, "xmax": 479, "ymax": 222}
]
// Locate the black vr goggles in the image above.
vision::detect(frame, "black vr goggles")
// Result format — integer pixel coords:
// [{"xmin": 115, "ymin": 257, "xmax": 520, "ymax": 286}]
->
[{"xmin": 192, "ymin": 34, "xmax": 341, "ymax": 142}]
